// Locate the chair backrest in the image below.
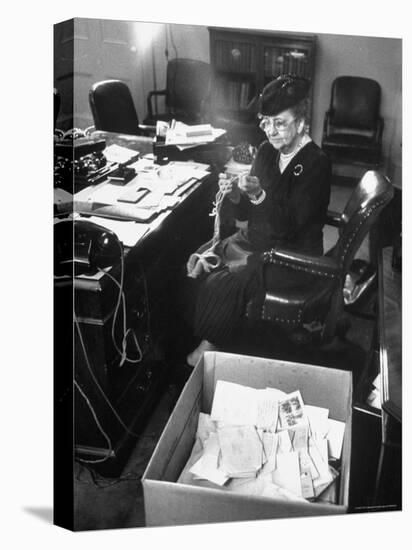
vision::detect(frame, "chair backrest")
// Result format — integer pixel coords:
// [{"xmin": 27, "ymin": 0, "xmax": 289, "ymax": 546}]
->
[
  {"xmin": 165, "ymin": 58, "xmax": 211, "ymax": 118},
  {"xmin": 329, "ymin": 76, "xmax": 381, "ymax": 130},
  {"xmin": 89, "ymin": 80, "xmax": 141, "ymax": 135},
  {"xmin": 331, "ymin": 171, "xmax": 394, "ymax": 272}
]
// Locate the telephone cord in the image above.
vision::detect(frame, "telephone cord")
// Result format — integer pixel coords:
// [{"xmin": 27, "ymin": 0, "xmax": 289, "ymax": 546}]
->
[
  {"xmin": 99, "ymin": 263, "xmax": 143, "ymax": 366},
  {"xmin": 74, "ymin": 379, "xmax": 113, "ymax": 464},
  {"xmin": 74, "ymin": 316, "xmax": 153, "ymax": 440}
]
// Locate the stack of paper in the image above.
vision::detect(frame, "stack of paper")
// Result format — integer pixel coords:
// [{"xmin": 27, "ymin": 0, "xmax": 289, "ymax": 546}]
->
[
  {"xmin": 73, "ymin": 156, "xmax": 211, "ymax": 222},
  {"xmin": 165, "ymin": 121, "xmax": 226, "ymax": 150},
  {"xmin": 104, "ymin": 143, "xmax": 140, "ymax": 164},
  {"xmin": 179, "ymin": 380, "xmax": 346, "ymax": 504}
]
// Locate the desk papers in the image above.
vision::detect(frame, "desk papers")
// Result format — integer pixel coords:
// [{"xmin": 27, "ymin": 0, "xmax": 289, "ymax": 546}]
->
[
  {"xmin": 73, "ymin": 159, "xmax": 210, "ymax": 223},
  {"xmin": 165, "ymin": 122, "xmax": 226, "ymax": 149},
  {"xmin": 104, "ymin": 143, "xmax": 140, "ymax": 164},
  {"xmin": 179, "ymin": 379, "xmax": 345, "ymax": 504}
]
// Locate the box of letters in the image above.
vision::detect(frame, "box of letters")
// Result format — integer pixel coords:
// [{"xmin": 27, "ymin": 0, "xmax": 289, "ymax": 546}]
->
[{"xmin": 142, "ymin": 351, "xmax": 352, "ymax": 526}]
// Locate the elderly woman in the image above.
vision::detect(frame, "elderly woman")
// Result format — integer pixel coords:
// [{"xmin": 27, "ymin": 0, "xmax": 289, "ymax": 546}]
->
[{"xmin": 187, "ymin": 74, "xmax": 332, "ymax": 366}]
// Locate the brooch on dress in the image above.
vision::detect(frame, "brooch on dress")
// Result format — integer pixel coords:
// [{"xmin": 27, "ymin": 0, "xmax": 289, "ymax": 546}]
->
[{"xmin": 293, "ymin": 164, "xmax": 304, "ymax": 176}]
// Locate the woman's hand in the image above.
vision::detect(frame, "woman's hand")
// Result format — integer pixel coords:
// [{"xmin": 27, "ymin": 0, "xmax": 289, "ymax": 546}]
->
[
  {"xmin": 238, "ymin": 173, "xmax": 262, "ymax": 200},
  {"xmin": 218, "ymin": 173, "xmax": 241, "ymax": 203}
]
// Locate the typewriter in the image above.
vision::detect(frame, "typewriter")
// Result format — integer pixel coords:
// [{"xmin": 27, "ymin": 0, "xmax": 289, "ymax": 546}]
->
[{"xmin": 54, "ymin": 130, "xmax": 115, "ymax": 192}]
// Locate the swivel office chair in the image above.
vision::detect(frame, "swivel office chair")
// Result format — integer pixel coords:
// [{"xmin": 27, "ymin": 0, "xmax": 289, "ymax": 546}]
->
[
  {"xmin": 321, "ymin": 76, "xmax": 384, "ymax": 166},
  {"xmin": 246, "ymin": 171, "xmax": 394, "ymax": 344},
  {"xmin": 144, "ymin": 58, "xmax": 211, "ymax": 126},
  {"xmin": 89, "ymin": 80, "xmax": 155, "ymax": 136}
]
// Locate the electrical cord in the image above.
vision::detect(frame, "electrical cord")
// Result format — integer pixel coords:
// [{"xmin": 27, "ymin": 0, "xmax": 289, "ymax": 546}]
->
[
  {"xmin": 167, "ymin": 25, "xmax": 179, "ymax": 115},
  {"xmin": 99, "ymin": 262, "xmax": 143, "ymax": 367},
  {"xmin": 74, "ymin": 316, "xmax": 157, "ymax": 441},
  {"xmin": 168, "ymin": 24, "xmax": 178, "ymax": 59},
  {"xmin": 164, "ymin": 24, "xmax": 169, "ymax": 61},
  {"xmin": 72, "ymin": 228, "xmax": 161, "ymax": 468},
  {"xmin": 74, "ymin": 379, "xmax": 113, "ymax": 465},
  {"xmin": 96, "ymin": 241, "xmax": 143, "ymax": 367}
]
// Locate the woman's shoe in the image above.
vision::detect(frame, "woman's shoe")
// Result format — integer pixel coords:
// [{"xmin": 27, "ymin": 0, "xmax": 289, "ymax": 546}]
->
[{"xmin": 186, "ymin": 340, "xmax": 217, "ymax": 367}]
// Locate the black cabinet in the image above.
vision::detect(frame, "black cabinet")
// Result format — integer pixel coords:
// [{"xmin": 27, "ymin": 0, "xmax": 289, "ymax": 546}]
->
[{"xmin": 55, "ymin": 168, "xmax": 217, "ymax": 476}]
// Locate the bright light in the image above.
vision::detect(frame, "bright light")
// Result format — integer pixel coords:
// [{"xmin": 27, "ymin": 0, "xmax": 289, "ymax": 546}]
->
[{"xmin": 132, "ymin": 22, "xmax": 164, "ymax": 54}]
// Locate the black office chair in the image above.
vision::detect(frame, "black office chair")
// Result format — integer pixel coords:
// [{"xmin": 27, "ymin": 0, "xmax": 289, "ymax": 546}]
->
[
  {"xmin": 321, "ymin": 76, "xmax": 384, "ymax": 166},
  {"xmin": 89, "ymin": 80, "xmax": 155, "ymax": 136},
  {"xmin": 144, "ymin": 58, "xmax": 211, "ymax": 126},
  {"xmin": 246, "ymin": 170, "xmax": 394, "ymax": 344}
]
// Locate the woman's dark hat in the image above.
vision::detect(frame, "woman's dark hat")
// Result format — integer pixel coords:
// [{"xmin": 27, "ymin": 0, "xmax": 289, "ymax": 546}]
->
[{"xmin": 258, "ymin": 74, "xmax": 310, "ymax": 116}]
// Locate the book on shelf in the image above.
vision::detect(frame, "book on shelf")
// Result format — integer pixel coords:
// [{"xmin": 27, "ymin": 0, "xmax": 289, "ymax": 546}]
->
[
  {"xmin": 216, "ymin": 40, "xmax": 255, "ymax": 73},
  {"xmin": 239, "ymin": 81, "xmax": 250, "ymax": 110},
  {"xmin": 264, "ymin": 49, "xmax": 309, "ymax": 78}
]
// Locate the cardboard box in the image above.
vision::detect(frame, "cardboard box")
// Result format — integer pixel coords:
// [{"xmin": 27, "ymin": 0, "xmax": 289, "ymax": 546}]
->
[{"xmin": 142, "ymin": 352, "xmax": 352, "ymax": 527}]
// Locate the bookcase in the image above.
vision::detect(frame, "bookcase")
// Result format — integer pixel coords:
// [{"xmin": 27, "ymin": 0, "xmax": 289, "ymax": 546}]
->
[{"xmin": 208, "ymin": 27, "xmax": 317, "ymax": 144}]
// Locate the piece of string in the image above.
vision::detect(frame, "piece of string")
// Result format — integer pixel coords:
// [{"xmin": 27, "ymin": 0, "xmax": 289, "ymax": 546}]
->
[{"xmin": 187, "ymin": 188, "xmax": 225, "ymax": 278}]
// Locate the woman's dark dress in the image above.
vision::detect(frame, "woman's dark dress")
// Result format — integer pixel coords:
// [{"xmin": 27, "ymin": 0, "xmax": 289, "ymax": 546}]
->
[{"xmin": 193, "ymin": 140, "xmax": 332, "ymax": 345}]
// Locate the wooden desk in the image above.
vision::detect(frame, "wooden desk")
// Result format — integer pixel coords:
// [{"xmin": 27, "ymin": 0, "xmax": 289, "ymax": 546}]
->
[{"xmin": 54, "ymin": 138, "xmax": 220, "ymax": 474}]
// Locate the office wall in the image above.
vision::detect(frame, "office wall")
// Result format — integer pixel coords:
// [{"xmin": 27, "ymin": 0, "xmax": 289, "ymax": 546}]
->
[
  {"xmin": 156, "ymin": 24, "xmax": 402, "ymax": 185},
  {"xmin": 69, "ymin": 19, "xmax": 401, "ymax": 186},
  {"xmin": 312, "ymin": 33, "xmax": 402, "ymax": 185}
]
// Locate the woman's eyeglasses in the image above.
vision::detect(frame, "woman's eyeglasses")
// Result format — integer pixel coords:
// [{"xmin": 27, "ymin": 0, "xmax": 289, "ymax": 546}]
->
[{"xmin": 258, "ymin": 116, "xmax": 296, "ymax": 132}]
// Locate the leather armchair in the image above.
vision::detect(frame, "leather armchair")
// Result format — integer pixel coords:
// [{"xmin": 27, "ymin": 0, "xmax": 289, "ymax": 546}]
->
[
  {"xmin": 246, "ymin": 170, "xmax": 394, "ymax": 344},
  {"xmin": 321, "ymin": 76, "xmax": 383, "ymax": 166},
  {"xmin": 89, "ymin": 80, "xmax": 155, "ymax": 137},
  {"xmin": 144, "ymin": 58, "xmax": 211, "ymax": 126}
]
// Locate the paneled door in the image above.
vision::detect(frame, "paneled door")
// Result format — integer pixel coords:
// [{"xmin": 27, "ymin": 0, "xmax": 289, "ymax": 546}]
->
[{"xmin": 54, "ymin": 18, "xmax": 159, "ymax": 130}]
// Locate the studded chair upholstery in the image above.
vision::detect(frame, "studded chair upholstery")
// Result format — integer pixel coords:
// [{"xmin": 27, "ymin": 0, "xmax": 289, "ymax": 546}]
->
[
  {"xmin": 246, "ymin": 171, "xmax": 394, "ymax": 343},
  {"xmin": 89, "ymin": 80, "xmax": 155, "ymax": 136},
  {"xmin": 321, "ymin": 76, "xmax": 383, "ymax": 166}
]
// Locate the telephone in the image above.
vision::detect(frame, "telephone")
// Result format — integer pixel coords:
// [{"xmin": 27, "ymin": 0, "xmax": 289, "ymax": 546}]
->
[
  {"xmin": 54, "ymin": 135, "xmax": 111, "ymax": 192},
  {"xmin": 54, "ymin": 219, "xmax": 122, "ymax": 276}
]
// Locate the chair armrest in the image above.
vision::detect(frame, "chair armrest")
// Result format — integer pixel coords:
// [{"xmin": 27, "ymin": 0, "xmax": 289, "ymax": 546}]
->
[
  {"xmin": 326, "ymin": 209, "xmax": 342, "ymax": 227},
  {"xmin": 147, "ymin": 89, "xmax": 167, "ymax": 119},
  {"xmin": 262, "ymin": 247, "xmax": 341, "ymax": 279}
]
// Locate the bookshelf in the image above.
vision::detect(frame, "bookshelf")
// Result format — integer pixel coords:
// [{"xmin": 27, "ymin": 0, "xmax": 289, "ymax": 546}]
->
[{"xmin": 208, "ymin": 27, "xmax": 317, "ymax": 144}]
